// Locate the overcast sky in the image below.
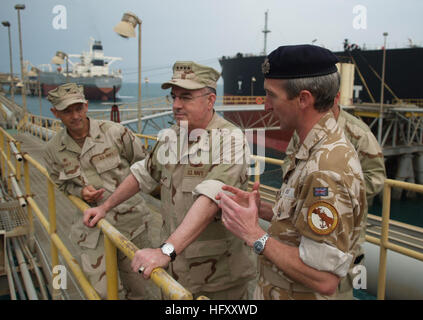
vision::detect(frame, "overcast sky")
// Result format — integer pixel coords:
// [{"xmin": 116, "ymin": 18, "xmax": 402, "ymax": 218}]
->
[{"xmin": 1, "ymin": 0, "xmax": 422, "ymax": 83}]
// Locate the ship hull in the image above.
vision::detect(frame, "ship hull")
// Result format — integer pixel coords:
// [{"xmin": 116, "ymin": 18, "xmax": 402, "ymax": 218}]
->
[
  {"xmin": 219, "ymin": 47, "xmax": 423, "ymax": 154},
  {"xmin": 38, "ymin": 72, "xmax": 122, "ymax": 101}
]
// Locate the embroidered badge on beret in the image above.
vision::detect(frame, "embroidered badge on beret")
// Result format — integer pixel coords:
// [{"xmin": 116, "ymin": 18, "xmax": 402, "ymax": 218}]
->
[
  {"xmin": 261, "ymin": 58, "xmax": 270, "ymax": 74},
  {"xmin": 307, "ymin": 201, "xmax": 338, "ymax": 235}
]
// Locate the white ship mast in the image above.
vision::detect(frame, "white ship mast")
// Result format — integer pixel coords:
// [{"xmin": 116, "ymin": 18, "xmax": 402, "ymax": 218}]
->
[{"xmin": 262, "ymin": 11, "xmax": 271, "ymax": 56}]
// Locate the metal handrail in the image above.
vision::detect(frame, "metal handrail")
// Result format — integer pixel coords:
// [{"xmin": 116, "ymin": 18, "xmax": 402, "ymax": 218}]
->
[
  {"xmin": 369, "ymin": 179, "xmax": 423, "ymax": 300},
  {"xmin": 0, "ymin": 127, "xmax": 194, "ymax": 300},
  {"xmin": 8, "ymin": 114, "xmax": 423, "ymax": 300}
]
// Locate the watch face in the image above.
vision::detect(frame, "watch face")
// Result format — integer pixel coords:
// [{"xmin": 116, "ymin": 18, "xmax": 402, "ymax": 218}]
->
[
  {"xmin": 254, "ymin": 241, "xmax": 264, "ymax": 254},
  {"xmin": 162, "ymin": 243, "xmax": 174, "ymax": 255}
]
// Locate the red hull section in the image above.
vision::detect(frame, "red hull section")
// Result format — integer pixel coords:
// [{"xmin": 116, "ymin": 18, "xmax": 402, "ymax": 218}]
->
[
  {"xmin": 42, "ymin": 84, "xmax": 119, "ymax": 101},
  {"xmin": 223, "ymin": 110, "xmax": 292, "ymax": 154}
]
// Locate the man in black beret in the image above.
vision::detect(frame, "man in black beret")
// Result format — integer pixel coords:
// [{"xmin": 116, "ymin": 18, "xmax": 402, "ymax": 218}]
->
[{"xmin": 217, "ymin": 45, "xmax": 367, "ymax": 299}]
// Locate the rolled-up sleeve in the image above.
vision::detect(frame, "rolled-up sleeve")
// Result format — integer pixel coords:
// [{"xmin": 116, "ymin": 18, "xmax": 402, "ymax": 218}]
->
[
  {"xmin": 192, "ymin": 132, "xmax": 250, "ymax": 204},
  {"xmin": 299, "ymin": 236, "xmax": 353, "ymax": 278},
  {"xmin": 130, "ymin": 159, "xmax": 159, "ymax": 194}
]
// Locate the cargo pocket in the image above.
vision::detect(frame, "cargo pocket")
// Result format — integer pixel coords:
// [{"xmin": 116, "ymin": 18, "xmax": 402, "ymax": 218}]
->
[
  {"xmin": 59, "ymin": 166, "xmax": 81, "ymax": 181},
  {"xmin": 184, "ymin": 239, "xmax": 230, "ymax": 287},
  {"xmin": 93, "ymin": 154, "xmax": 120, "ymax": 174},
  {"xmin": 70, "ymin": 219, "xmax": 101, "ymax": 249},
  {"xmin": 181, "ymin": 177, "xmax": 202, "ymax": 193}
]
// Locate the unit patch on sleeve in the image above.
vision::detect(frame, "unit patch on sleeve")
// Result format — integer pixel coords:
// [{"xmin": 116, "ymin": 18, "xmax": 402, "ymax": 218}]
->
[{"xmin": 307, "ymin": 201, "xmax": 339, "ymax": 235}]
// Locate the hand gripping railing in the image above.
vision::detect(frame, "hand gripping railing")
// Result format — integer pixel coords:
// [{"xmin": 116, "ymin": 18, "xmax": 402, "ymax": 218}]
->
[
  {"xmin": 10, "ymin": 121, "xmax": 423, "ymax": 300},
  {"xmin": 68, "ymin": 195, "xmax": 194, "ymax": 300},
  {"xmin": 0, "ymin": 127, "xmax": 195, "ymax": 300}
]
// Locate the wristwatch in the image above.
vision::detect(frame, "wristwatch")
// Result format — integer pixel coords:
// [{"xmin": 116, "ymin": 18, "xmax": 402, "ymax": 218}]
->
[
  {"xmin": 253, "ymin": 233, "xmax": 269, "ymax": 255},
  {"xmin": 160, "ymin": 242, "xmax": 176, "ymax": 262}
]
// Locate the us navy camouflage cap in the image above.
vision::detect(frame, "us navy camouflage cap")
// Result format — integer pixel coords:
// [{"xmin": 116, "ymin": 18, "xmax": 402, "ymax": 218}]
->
[
  {"xmin": 47, "ymin": 83, "xmax": 87, "ymax": 111},
  {"xmin": 161, "ymin": 61, "xmax": 220, "ymax": 90}
]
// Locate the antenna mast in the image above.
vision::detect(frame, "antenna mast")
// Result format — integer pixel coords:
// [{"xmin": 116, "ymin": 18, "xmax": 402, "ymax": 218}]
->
[{"xmin": 262, "ymin": 10, "xmax": 271, "ymax": 55}]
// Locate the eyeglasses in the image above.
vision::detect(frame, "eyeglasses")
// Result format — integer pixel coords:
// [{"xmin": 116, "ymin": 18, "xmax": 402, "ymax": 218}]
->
[{"xmin": 166, "ymin": 92, "xmax": 211, "ymax": 103}]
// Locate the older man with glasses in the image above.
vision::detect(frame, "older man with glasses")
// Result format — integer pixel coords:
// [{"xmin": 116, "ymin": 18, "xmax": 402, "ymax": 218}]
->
[{"xmin": 84, "ymin": 61, "xmax": 256, "ymax": 300}]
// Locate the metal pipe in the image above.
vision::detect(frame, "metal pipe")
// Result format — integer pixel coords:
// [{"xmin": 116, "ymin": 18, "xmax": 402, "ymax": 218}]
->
[
  {"xmin": 11, "ymin": 237, "xmax": 38, "ymax": 299},
  {"xmin": 9, "ymin": 141, "xmax": 22, "ymax": 162},
  {"xmin": 9, "ymin": 141, "xmax": 23, "ymax": 161},
  {"xmin": 3, "ymin": 22, "xmax": 15, "ymax": 102},
  {"xmin": 50, "ymin": 233, "xmax": 101, "ymax": 300},
  {"xmin": 69, "ymin": 195, "xmax": 193, "ymax": 300},
  {"xmin": 6, "ymin": 238, "xmax": 26, "ymax": 300},
  {"xmin": 377, "ymin": 32, "xmax": 388, "ymax": 143},
  {"xmin": 10, "ymin": 175, "xmax": 26, "ymax": 207},
  {"xmin": 377, "ymin": 182, "xmax": 391, "ymax": 300},
  {"xmin": 104, "ymin": 235, "xmax": 118, "ymax": 300},
  {"xmin": 15, "ymin": 4, "xmax": 27, "ymax": 113},
  {"xmin": 18, "ymin": 236, "xmax": 49, "ymax": 300},
  {"xmin": 4, "ymin": 245, "xmax": 17, "ymax": 300}
]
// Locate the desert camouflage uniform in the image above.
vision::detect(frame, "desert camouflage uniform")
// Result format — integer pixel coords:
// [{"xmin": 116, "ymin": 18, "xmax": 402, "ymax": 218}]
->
[
  {"xmin": 256, "ymin": 111, "xmax": 367, "ymax": 300},
  {"xmin": 130, "ymin": 112, "xmax": 256, "ymax": 299},
  {"xmin": 285, "ymin": 109, "xmax": 385, "ymax": 200},
  {"xmin": 284, "ymin": 109, "xmax": 386, "ymax": 297},
  {"xmin": 43, "ymin": 118, "xmax": 157, "ymax": 299}
]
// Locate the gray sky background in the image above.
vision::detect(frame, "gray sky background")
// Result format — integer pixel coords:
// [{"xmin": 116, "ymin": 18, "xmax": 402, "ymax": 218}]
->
[{"xmin": 1, "ymin": 0, "xmax": 422, "ymax": 83}]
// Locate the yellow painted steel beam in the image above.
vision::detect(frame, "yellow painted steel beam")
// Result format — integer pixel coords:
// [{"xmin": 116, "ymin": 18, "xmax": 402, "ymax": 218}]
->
[
  {"xmin": 377, "ymin": 183, "xmax": 391, "ymax": 300},
  {"xmin": 386, "ymin": 178, "xmax": 423, "ymax": 193},
  {"xmin": 104, "ymin": 235, "xmax": 119, "ymax": 300},
  {"xmin": 50, "ymin": 233, "xmax": 101, "ymax": 300},
  {"xmin": 26, "ymin": 197, "xmax": 50, "ymax": 231},
  {"xmin": 68, "ymin": 195, "xmax": 194, "ymax": 300},
  {"xmin": 22, "ymin": 153, "xmax": 52, "ymax": 181},
  {"xmin": 23, "ymin": 160, "xmax": 34, "ymax": 238},
  {"xmin": 252, "ymin": 155, "xmax": 284, "ymax": 166},
  {"xmin": 353, "ymin": 111, "xmax": 380, "ymax": 118},
  {"xmin": 0, "ymin": 148, "xmax": 16, "ymax": 176}
]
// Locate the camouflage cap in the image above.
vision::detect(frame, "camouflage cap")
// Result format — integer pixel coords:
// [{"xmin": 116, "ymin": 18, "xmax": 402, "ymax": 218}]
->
[
  {"xmin": 161, "ymin": 61, "xmax": 220, "ymax": 90},
  {"xmin": 47, "ymin": 83, "xmax": 87, "ymax": 111}
]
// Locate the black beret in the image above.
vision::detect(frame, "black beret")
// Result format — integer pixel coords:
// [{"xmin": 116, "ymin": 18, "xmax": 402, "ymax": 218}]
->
[{"xmin": 262, "ymin": 44, "xmax": 339, "ymax": 79}]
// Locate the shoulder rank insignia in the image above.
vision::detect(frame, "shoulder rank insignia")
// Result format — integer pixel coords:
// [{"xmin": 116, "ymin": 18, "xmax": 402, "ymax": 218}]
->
[{"xmin": 307, "ymin": 201, "xmax": 338, "ymax": 235}]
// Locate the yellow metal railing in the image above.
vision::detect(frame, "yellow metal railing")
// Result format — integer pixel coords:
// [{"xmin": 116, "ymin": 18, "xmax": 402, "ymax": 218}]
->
[
  {"xmin": 365, "ymin": 179, "xmax": 423, "ymax": 300},
  {"xmin": 11, "ymin": 118, "xmax": 423, "ymax": 300},
  {"xmin": 0, "ymin": 127, "xmax": 196, "ymax": 300}
]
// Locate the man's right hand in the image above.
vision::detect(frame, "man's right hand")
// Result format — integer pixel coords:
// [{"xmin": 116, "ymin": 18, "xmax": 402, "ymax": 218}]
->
[
  {"xmin": 81, "ymin": 185, "xmax": 105, "ymax": 204},
  {"xmin": 83, "ymin": 206, "xmax": 106, "ymax": 228}
]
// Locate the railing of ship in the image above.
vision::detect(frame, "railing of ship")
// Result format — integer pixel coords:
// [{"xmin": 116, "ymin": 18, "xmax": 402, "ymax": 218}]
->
[
  {"xmin": 4, "ymin": 116, "xmax": 423, "ymax": 300},
  {"xmin": 0, "ymin": 126, "xmax": 204, "ymax": 300},
  {"xmin": 86, "ymin": 96, "xmax": 267, "ymax": 124}
]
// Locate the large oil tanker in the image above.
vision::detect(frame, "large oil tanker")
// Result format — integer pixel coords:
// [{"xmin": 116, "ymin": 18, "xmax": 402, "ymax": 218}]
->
[
  {"xmin": 219, "ymin": 41, "xmax": 423, "ymax": 104},
  {"xmin": 219, "ymin": 10, "xmax": 423, "ymax": 156},
  {"xmin": 37, "ymin": 38, "xmax": 122, "ymax": 101}
]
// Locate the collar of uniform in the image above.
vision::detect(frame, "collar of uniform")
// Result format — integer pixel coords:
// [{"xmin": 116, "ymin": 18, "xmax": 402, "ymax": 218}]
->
[
  {"xmin": 59, "ymin": 128, "xmax": 81, "ymax": 154},
  {"xmin": 336, "ymin": 108, "xmax": 346, "ymax": 129},
  {"xmin": 295, "ymin": 111, "xmax": 337, "ymax": 160},
  {"xmin": 86, "ymin": 118, "xmax": 104, "ymax": 143},
  {"xmin": 80, "ymin": 118, "xmax": 105, "ymax": 156},
  {"xmin": 58, "ymin": 117, "xmax": 103, "ymax": 153}
]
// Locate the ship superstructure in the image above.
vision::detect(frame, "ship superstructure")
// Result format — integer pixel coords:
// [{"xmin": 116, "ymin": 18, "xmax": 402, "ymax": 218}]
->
[{"xmin": 38, "ymin": 38, "xmax": 123, "ymax": 101}]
